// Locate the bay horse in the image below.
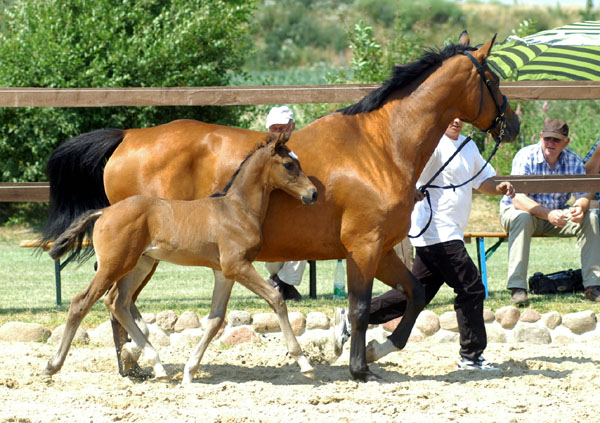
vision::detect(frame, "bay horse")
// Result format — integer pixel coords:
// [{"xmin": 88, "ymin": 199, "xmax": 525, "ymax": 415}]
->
[
  {"xmin": 42, "ymin": 32, "xmax": 520, "ymax": 381},
  {"xmin": 43, "ymin": 132, "xmax": 318, "ymax": 382}
]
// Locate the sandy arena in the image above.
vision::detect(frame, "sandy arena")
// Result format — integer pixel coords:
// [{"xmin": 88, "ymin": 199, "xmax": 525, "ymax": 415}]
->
[{"xmin": 1, "ymin": 337, "xmax": 599, "ymax": 423}]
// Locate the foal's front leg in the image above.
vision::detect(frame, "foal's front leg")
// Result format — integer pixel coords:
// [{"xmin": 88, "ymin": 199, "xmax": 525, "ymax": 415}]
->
[
  {"xmin": 221, "ymin": 259, "xmax": 314, "ymax": 379},
  {"xmin": 183, "ymin": 270, "xmax": 235, "ymax": 384}
]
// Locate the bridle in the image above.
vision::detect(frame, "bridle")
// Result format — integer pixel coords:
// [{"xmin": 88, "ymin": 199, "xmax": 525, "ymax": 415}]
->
[
  {"xmin": 408, "ymin": 50, "xmax": 509, "ymax": 239},
  {"xmin": 462, "ymin": 50, "xmax": 508, "ymax": 142}
]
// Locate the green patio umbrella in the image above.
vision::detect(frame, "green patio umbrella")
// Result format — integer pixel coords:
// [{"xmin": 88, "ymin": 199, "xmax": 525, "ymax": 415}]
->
[{"xmin": 487, "ymin": 21, "xmax": 600, "ymax": 81}]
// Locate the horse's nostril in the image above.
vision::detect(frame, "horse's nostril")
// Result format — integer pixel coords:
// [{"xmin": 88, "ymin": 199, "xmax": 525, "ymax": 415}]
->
[{"xmin": 311, "ymin": 190, "xmax": 318, "ymax": 202}]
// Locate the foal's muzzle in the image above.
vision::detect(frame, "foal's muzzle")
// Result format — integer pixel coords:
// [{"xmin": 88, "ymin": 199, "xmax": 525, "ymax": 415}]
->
[{"xmin": 301, "ymin": 188, "xmax": 318, "ymax": 205}]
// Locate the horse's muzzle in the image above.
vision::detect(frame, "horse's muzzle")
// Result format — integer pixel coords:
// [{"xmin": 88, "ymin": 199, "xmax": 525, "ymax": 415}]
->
[{"xmin": 301, "ymin": 188, "xmax": 318, "ymax": 205}]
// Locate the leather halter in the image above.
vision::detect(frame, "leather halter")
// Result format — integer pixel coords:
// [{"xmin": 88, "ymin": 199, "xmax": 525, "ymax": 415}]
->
[{"xmin": 462, "ymin": 50, "xmax": 508, "ymax": 141}]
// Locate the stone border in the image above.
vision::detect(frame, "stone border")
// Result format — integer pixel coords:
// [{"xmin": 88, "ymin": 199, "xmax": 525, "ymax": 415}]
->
[{"xmin": 1, "ymin": 306, "xmax": 599, "ymax": 346}]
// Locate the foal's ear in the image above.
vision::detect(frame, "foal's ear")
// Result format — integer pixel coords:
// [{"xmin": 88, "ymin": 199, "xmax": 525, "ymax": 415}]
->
[
  {"xmin": 274, "ymin": 130, "xmax": 290, "ymax": 147},
  {"xmin": 457, "ymin": 30, "xmax": 470, "ymax": 47}
]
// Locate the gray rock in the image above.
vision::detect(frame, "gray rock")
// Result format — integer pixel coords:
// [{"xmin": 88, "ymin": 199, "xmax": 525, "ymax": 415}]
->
[
  {"xmin": 288, "ymin": 311, "xmax": 306, "ymax": 336},
  {"xmin": 514, "ymin": 323, "xmax": 551, "ymax": 344},
  {"xmin": 221, "ymin": 326, "xmax": 259, "ymax": 346},
  {"xmin": 147, "ymin": 323, "xmax": 170, "ymax": 346},
  {"xmin": 483, "ymin": 308, "xmax": 495, "ymax": 323},
  {"xmin": 141, "ymin": 313, "xmax": 156, "ymax": 324},
  {"xmin": 519, "ymin": 308, "xmax": 541, "ymax": 323},
  {"xmin": 0, "ymin": 322, "xmax": 51, "ymax": 343},
  {"xmin": 415, "ymin": 310, "xmax": 440, "ymax": 336},
  {"xmin": 48, "ymin": 323, "xmax": 89, "ymax": 345},
  {"xmin": 562, "ymin": 310, "xmax": 596, "ymax": 334},
  {"xmin": 485, "ymin": 322, "xmax": 507, "ymax": 343},
  {"xmin": 432, "ymin": 329, "xmax": 459, "ymax": 343},
  {"xmin": 541, "ymin": 311, "xmax": 562, "ymax": 329},
  {"xmin": 88, "ymin": 320, "xmax": 115, "ymax": 346},
  {"xmin": 156, "ymin": 310, "xmax": 178, "ymax": 332},
  {"xmin": 170, "ymin": 328, "xmax": 204, "ymax": 347},
  {"xmin": 306, "ymin": 312, "xmax": 330, "ymax": 330},
  {"xmin": 551, "ymin": 325, "xmax": 575, "ymax": 344},
  {"xmin": 252, "ymin": 312, "xmax": 280, "ymax": 333},
  {"xmin": 228, "ymin": 310, "xmax": 252, "ymax": 327},
  {"xmin": 495, "ymin": 306, "xmax": 520, "ymax": 329},
  {"xmin": 439, "ymin": 311, "xmax": 459, "ymax": 332},
  {"xmin": 174, "ymin": 310, "xmax": 201, "ymax": 332}
]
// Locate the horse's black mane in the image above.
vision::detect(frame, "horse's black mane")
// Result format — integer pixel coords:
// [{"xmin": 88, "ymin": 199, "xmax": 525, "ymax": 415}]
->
[
  {"xmin": 338, "ymin": 43, "xmax": 475, "ymax": 115},
  {"xmin": 210, "ymin": 138, "xmax": 276, "ymax": 198}
]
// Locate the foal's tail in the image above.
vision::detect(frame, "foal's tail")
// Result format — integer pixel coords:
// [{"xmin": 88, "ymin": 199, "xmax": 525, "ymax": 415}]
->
[
  {"xmin": 48, "ymin": 210, "xmax": 103, "ymax": 262},
  {"xmin": 41, "ymin": 129, "xmax": 125, "ymax": 253}
]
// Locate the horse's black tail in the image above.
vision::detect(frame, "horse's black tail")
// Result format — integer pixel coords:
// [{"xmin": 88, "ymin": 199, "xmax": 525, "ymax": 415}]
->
[
  {"xmin": 48, "ymin": 210, "xmax": 103, "ymax": 262},
  {"xmin": 40, "ymin": 129, "xmax": 125, "ymax": 260}
]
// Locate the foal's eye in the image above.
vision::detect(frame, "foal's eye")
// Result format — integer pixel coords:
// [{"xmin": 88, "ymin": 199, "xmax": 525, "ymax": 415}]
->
[{"xmin": 283, "ymin": 162, "xmax": 295, "ymax": 171}]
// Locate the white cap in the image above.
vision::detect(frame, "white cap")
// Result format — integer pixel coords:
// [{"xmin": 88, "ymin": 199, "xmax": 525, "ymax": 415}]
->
[{"xmin": 265, "ymin": 106, "xmax": 294, "ymax": 129}]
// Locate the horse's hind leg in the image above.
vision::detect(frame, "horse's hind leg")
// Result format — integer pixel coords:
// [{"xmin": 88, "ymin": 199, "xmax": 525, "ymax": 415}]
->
[
  {"xmin": 111, "ymin": 261, "xmax": 158, "ymax": 378},
  {"xmin": 367, "ymin": 247, "xmax": 425, "ymax": 363},
  {"xmin": 104, "ymin": 256, "xmax": 168, "ymax": 380},
  {"xmin": 221, "ymin": 260, "xmax": 314, "ymax": 379},
  {"xmin": 44, "ymin": 272, "xmax": 114, "ymax": 375},
  {"xmin": 183, "ymin": 270, "xmax": 234, "ymax": 384}
]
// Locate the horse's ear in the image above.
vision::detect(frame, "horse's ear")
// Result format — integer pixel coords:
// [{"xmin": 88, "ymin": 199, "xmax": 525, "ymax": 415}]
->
[
  {"xmin": 476, "ymin": 34, "xmax": 497, "ymax": 60},
  {"xmin": 457, "ymin": 30, "xmax": 470, "ymax": 47}
]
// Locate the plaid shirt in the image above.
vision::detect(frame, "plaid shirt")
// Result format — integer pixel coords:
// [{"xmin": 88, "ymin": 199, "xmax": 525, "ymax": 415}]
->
[
  {"xmin": 583, "ymin": 137, "xmax": 600, "ymax": 202},
  {"xmin": 500, "ymin": 142, "xmax": 585, "ymax": 210}
]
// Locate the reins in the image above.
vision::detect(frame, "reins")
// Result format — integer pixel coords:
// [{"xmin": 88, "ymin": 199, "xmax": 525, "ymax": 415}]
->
[{"xmin": 408, "ymin": 51, "xmax": 507, "ymax": 239}]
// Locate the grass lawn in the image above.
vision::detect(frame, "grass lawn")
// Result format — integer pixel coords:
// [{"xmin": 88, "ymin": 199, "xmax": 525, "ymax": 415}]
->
[{"xmin": 1, "ymin": 197, "xmax": 599, "ymax": 329}]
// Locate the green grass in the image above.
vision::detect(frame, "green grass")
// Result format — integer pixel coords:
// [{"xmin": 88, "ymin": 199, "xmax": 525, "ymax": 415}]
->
[{"xmin": 1, "ymin": 226, "xmax": 598, "ymax": 330}]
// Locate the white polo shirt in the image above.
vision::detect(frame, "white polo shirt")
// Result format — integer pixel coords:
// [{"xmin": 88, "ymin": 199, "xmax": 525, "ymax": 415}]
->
[{"xmin": 410, "ymin": 134, "xmax": 495, "ymax": 247}]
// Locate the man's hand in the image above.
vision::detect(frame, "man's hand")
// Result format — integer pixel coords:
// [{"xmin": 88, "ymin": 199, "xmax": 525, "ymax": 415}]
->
[
  {"xmin": 414, "ymin": 190, "xmax": 425, "ymax": 203},
  {"xmin": 548, "ymin": 209, "xmax": 569, "ymax": 227},
  {"xmin": 569, "ymin": 205, "xmax": 585, "ymax": 223},
  {"xmin": 496, "ymin": 181, "xmax": 515, "ymax": 198}
]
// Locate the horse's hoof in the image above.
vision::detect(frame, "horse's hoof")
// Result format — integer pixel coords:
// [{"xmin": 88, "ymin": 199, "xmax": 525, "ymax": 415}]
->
[
  {"xmin": 353, "ymin": 369, "xmax": 382, "ymax": 382},
  {"xmin": 122, "ymin": 364, "xmax": 153, "ymax": 381},
  {"xmin": 301, "ymin": 369, "xmax": 315, "ymax": 380}
]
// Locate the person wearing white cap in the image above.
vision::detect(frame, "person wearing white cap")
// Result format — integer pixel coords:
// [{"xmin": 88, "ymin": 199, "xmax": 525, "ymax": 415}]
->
[{"xmin": 263, "ymin": 106, "xmax": 305, "ymax": 301}]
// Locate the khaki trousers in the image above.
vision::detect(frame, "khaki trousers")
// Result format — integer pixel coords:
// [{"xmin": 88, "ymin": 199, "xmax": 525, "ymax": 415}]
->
[{"xmin": 499, "ymin": 205, "xmax": 600, "ymax": 290}]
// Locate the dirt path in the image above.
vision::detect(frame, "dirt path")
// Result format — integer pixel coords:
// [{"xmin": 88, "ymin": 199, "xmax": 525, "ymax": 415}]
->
[{"xmin": 1, "ymin": 339, "xmax": 599, "ymax": 423}]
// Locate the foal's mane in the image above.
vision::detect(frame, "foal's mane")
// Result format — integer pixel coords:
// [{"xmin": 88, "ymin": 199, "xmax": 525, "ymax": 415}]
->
[
  {"xmin": 339, "ymin": 43, "xmax": 475, "ymax": 115},
  {"xmin": 210, "ymin": 137, "xmax": 272, "ymax": 198}
]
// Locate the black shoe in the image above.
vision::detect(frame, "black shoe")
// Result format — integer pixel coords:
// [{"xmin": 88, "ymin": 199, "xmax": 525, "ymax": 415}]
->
[
  {"xmin": 585, "ymin": 285, "xmax": 600, "ymax": 302},
  {"xmin": 510, "ymin": 288, "xmax": 529, "ymax": 307},
  {"xmin": 281, "ymin": 282, "xmax": 302, "ymax": 301}
]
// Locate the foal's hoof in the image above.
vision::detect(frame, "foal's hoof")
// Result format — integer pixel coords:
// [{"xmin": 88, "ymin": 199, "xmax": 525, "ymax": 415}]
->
[
  {"xmin": 354, "ymin": 369, "xmax": 382, "ymax": 382},
  {"xmin": 122, "ymin": 364, "xmax": 153, "ymax": 381}
]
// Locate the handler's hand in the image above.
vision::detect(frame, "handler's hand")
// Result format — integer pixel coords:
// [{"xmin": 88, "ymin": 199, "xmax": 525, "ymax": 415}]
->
[
  {"xmin": 497, "ymin": 181, "xmax": 515, "ymax": 198},
  {"xmin": 548, "ymin": 209, "xmax": 569, "ymax": 227}
]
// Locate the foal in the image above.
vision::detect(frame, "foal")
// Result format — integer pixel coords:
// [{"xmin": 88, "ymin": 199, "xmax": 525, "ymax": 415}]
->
[{"xmin": 43, "ymin": 132, "xmax": 318, "ymax": 383}]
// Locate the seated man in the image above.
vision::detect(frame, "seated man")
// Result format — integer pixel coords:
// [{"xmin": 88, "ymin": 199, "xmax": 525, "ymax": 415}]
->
[{"xmin": 500, "ymin": 119, "xmax": 600, "ymax": 306}]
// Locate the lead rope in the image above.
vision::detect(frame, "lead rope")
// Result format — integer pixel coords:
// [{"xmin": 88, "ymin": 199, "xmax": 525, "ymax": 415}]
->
[{"xmin": 408, "ymin": 134, "xmax": 502, "ymax": 239}]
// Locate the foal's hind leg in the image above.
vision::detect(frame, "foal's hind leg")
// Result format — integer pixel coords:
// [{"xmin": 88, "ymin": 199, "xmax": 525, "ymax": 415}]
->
[
  {"xmin": 44, "ymin": 271, "xmax": 114, "ymax": 375},
  {"xmin": 366, "ymin": 247, "xmax": 425, "ymax": 363},
  {"xmin": 221, "ymin": 260, "xmax": 314, "ymax": 379},
  {"xmin": 183, "ymin": 270, "xmax": 234, "ymax": 384},
  {"xmin": 104, "ymin": 256, "xmax": 168, "ymax": 381},
  {"xmin": 111, "ymin": 261, "xmax": 158, "ymax": 378}
]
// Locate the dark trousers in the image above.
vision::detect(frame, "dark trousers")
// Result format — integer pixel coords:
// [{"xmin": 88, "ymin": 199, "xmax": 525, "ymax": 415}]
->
[{"xmin": 370, "ymin": 240, "xmax": 487, "ymax": 360}]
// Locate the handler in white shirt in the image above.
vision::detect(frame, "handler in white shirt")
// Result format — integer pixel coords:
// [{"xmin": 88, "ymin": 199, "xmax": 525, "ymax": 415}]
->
[{"xmin": 335, "ymin": 118, "xmax": 514, "ymax": 370}]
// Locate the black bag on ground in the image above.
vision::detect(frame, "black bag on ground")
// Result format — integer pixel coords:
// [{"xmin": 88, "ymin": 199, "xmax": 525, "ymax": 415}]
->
[{"xmin": 528, "ymin": 269, "xmax": 584, "ymax": 294}]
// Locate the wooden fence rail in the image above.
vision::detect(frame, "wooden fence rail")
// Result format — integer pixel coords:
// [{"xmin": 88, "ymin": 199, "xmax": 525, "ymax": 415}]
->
[{"xmin": 1, "ymin": 81, "xmax": 600, "ymax": 107}]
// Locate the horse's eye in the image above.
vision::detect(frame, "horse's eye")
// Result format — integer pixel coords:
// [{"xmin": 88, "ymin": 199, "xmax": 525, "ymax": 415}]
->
[{"xmin": 283, "ymin": 162, "xmax": 295, "ymax": 171}]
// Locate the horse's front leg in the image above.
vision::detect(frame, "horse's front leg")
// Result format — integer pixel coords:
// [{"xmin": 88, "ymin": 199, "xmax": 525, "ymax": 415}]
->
[
  {"xmin": 221, "ymin": 259, "xmax": 314, "ymax": 379},
  {"xmin": 344, "ymin": 248, "xmax": 380, "ymax": 382},
  {"xmin": 366, "ymin": 247, "xmax": 425, "ymax": 363}
]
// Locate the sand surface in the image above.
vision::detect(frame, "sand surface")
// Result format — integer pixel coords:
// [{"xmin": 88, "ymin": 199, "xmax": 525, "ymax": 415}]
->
[{"xmin": 1, "ymin": 338, "xmax": 599, "ymax": 423}]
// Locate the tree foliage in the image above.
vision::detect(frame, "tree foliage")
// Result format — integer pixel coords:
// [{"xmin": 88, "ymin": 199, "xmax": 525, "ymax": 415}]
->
[{"xmin": 0, "ymin": 0, "xmax": 256, "ymax": 182}]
